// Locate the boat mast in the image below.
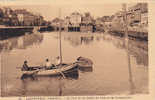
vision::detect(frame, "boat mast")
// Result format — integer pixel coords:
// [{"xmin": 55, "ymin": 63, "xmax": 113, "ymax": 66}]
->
[{"xmin": 59, "ymin": 8, "xmax": 63, "ymax": 64}]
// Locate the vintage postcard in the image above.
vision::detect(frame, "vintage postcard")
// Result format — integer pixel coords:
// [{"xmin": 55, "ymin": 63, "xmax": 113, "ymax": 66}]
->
[{"xmin": 0, "ymin": 0, "xmax": 154, "ymax": 100}]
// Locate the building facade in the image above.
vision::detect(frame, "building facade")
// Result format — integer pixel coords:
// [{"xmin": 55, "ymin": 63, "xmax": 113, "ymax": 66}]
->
[
  {"xmin": 70, "ymin": 12, "xmax": 82, "ymax": 27},
  {"xmin": 127, "ymin": 3, "xmax": 148, "ymax": 27},
  {"xmin": 80, "ymin": 12, "xmax": 95, "ymax": 32},
  {"xmin": 67, "ymin": 12, "xmax": 82, "ymax": 32},
  {"xmin": 95, "ymin": 17, "xmax": 105, "ymax": 32},
  {"xmin": 111, "ymin": 11, "xmax": 124, "ymax": 32}
]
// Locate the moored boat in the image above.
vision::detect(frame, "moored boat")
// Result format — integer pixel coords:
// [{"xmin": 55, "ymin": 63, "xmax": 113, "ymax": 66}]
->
[{"xmin": 76, "ymin": 56, "xmax": 93, "ymax": 68}]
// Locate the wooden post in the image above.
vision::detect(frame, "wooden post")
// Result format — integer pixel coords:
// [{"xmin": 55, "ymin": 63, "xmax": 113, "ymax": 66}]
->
[{"xmin": 122, "ymin": 3, "xmax": 135, "ymax": 94}]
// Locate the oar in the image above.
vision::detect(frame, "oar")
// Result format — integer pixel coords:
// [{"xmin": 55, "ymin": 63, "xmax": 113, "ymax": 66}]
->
[
  {"xmin": 59, "ymin": 71, "xmax": 66, "ymax": 79},
  {"xmin": 16, "ymin": 64, "xmax": 44, "ymax": 70},
  {"xmin": 57, "ymin": 64, "xmax": 66, "ymax": 79},
  {"xmin": 31, "ymin": 68, "xmax": 45, "ymax": 76},
  {"xmin": 32, "ymin": 69, "xmax": 40, "ymax": 75}
]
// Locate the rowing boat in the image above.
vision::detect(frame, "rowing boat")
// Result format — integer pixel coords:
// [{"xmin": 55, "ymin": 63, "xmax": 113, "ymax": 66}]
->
[
  {"xmin": 76, "ymin": 56, "xmax": 93, "ymax": 68},
  {"xmin": 21, "ymin": 63, "xmax": 78, "ymax": 76}
]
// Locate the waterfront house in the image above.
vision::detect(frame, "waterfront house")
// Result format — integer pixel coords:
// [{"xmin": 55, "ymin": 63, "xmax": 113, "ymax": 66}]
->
[
  {"xmin": 128, "ymin": 4, "xmax": 141, "ymax": 26},
  {"xmin": 64, "ymin": 16, "xmax": 71, "ymax": 31},
  {"xmin": 111, "ymin": 11, "xmax": 124, "ymax": 32},
  {"xmin": 127, "ymin": 3, "xmax": 148, "ymax": 35},
  {"xmin": 80, "ymin": 12, "xmax": 95, "ymax": 32},
  {"xmin": 51, "ymin": 18, "xmax": 64, "ymax": 31},
  {"xmin": 95, "ymin": 17, "xmax": 105, "ymax": 32},
  {"xmin": 14, "ymin": 9, "xmax": 44, "ymax": 26},
  {"xmin": 141, "ymin": 11, "xmax": 148, "ymax": 27},
  {"xmin": 140, "ymin": 3, "xmax": 148, "ymax": 27},
  {"xmin": 69, "ymin": 12, "xmax": 82, "ymax": 32},
  {"xmin": 15, "ymin": 9, "xmax": 31, "ymax": 26},
  {"xmin": 102, "ymin": 16, "xmax": 113, "ymax": 32},
  {"xmin": 127, "ymin": 3, "xmax": 148, "ymax": 27}
]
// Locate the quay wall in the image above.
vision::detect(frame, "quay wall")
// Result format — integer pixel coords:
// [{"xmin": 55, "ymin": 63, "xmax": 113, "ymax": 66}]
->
[
  {"xmin": 39, "ymin": 26, "xmax": 54, "ymax": 32},
  {"xmin": 0, "ymin": 26, "xmax": 53, "ymax": 40},
  {"xmin": 0, "ymin": 27, "xmax": 33, "ymax": 40},
  {"xmin": 109, "ymin": 26, "xmax": 148, "ymax": 41}
]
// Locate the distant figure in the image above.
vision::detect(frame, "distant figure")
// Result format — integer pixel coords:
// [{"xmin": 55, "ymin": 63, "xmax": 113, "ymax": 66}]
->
[
  {"xmin": 22, "ymin": 60, "xmax": 29, "ymax": 71},
  {"xmin": 45, "ymin": 59, "xmax": 52, "ymax": 69}
]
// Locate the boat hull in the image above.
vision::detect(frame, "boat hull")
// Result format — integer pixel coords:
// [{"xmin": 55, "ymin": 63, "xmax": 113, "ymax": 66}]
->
[
  {"xmin": 21, "ymin": 63, "xmax": 78, "ymax": 76},
  {"xmin": 76, "ymin": 56, "xmax": 93, "ymax": 68}
]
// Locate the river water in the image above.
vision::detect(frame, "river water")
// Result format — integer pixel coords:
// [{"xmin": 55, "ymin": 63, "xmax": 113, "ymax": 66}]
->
[{"xmin": 0, "ymin": 32, "xmax": 148, "ymax": 96}]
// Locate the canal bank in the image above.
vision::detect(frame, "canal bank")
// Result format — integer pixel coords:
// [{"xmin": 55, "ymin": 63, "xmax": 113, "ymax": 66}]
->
[
  {"xmin": 0, "ymin": 26, "xmax": 33, "ymax": 40},
  {"xmin": 0, "ymin": 25, "xmax": 54, "ymax": 40},
  {"xmin": 109, "ymin": 30, "xmax": 148, "ymax": 41}
]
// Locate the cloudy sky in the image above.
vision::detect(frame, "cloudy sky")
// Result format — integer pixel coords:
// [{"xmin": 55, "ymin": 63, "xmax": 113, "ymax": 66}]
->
[{"xmin": 0, "ymin": 0, "xmax": 136, "ymax": 21}]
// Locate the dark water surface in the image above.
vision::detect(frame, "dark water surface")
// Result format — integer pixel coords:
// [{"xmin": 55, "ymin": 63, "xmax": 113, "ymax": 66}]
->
[{"xmin": 0, "ymin": 32, "xmax": 148, "ymax": 96}]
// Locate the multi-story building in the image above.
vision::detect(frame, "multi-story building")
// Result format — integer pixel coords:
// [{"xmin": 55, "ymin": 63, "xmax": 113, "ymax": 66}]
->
[
  {"xmin": 14, "ymin": 9, "xmax": 44, "ymax": 26},
  {"xmin": 2, "ymin": 7, "xmax": 13, "ymax": 17},
  {"xmin": 80, "ymin": 12, "xmax": 95, "ymax": 32},
  {"xmin": 64, "ymin": 16, "xmax": 71, "ymax": 31},
  {"xmin": 51, "ymin": 18, "xmax": 64, "ymax": 31},
  {"xmin": 95, "ymin": 17, "xmax": 105, "ymax": 32},
  {"xmin": 70, "ymin": 12, "xmax": 82, "ymax": 28},
  {"xmin": 10, "ymin": 12, "xmax": 18, "ymax": 26},
  {"xmin": 111, "ymin": 11, "xmax": 124, "ymax": 32},
  {"xmin": 17, "ymin": 14, "xmax": 24, "ymax": 22},
  {"xmin": 81, "ymin": 12, "xmax": 93, "ymax": 25},
  {"xmin": 140, "ymin": 3, "xmax": 148, "ymax": 27},
  {"xmin": 0, "ymin": 7, "xmax": 45, "ymax": 26},
  {"xmin": 64, "ymin": 16, "xmax": 70, "ymax": 26},
  {"xmin": 15, "ymin": 9, "xmax": 32, "ymax": 26},
  {"xmin": 101, "ymin": 16, "xmax": 113, "ymax": 31},
  {"xmin": 127, "ymin": 3, "xmax": 148, "ymax": 27},
  {"xmin": 36, "ymin": 15, "xmax": 44, "ymax": 26},
  {"xmin": 141, "ymin": 11, "xmax": 148, "ymax": 27},
  {"xmin": 66, "ymin": 12, "xmax": 82, "ymax": 32},
  {"xmin": 0, "ymin": 7, "xmax": 13, "ymax": 26}
]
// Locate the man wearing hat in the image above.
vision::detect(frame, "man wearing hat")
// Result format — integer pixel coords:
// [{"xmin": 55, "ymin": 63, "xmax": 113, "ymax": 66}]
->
[{"xmin": 22, "ymin": 60, "xmax": 29, "ymax": 71}]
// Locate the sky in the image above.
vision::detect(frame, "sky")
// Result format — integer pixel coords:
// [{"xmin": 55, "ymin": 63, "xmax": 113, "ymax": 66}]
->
[{"xmin": 0, "ymin": 0, "xmax": 137, "ymax": 21}]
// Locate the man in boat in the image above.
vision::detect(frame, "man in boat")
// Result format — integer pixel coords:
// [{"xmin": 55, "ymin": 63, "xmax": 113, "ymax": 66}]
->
[
  {"xmin": 22, "ymin": 60, "xmax": 29, "ymax": 71},
  {"xmin": 45, "ymin": 59, "xmax": 55, "ymax": 69},
  {"xmin": 55, "ymin": 56, "xmax": 61, "ymax": 66}
]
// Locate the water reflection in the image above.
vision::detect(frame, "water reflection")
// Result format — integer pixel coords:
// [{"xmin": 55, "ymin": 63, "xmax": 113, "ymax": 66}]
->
[
  {"xmin": 20, "ymin": 69, "xmax": 79, "ymax": 96},
  {"xmin": 0, "ymin": 32, "xmax": 147, "ymax": 67},
  {"xmin": 101, "ymin": 34, "xmax": 147, "ymax": 94},
  {"xmin": 21, "ymin": 68, "xmax": 79, "ymax": 81},
  {"xmin": 127, "ymin": 52, "xmax": 135, "ymax": 94},
  {"xmin": 112, "ymin": 37, "xmax": 148, "ymax": 67},
  {"xmin": 63, "ymin": 34, "xmax": 94, "ymax": 47},
  {"xmin": 63, "ymin": 33, "xmax": 148, "ymax": 66},
  {"xmin": 124, "ymin": 38, "xmax": 135, "ymax": 94},
  {"xmin": 1, "ymin": 32, "xmax": 148, "ymax": 96},
  {"xmin": 81, "ymin": 36, "xmax": 94, "ymax": 45},
  {"xmin": 78, "ymin": 67, "xmax": 93, "ymax": 72},
  {"xmin": 0, "ymin": 33, "xmax": 43, "ymax": 53},
  {"xmin": 62, "ymin": 33, "xmax": 148, "ymax": 94}
]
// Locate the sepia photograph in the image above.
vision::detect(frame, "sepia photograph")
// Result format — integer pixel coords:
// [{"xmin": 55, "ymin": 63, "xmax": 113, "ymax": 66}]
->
[{"xmin": 0, "ymin": 0, "xmax": 149, "ymax": 98}]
